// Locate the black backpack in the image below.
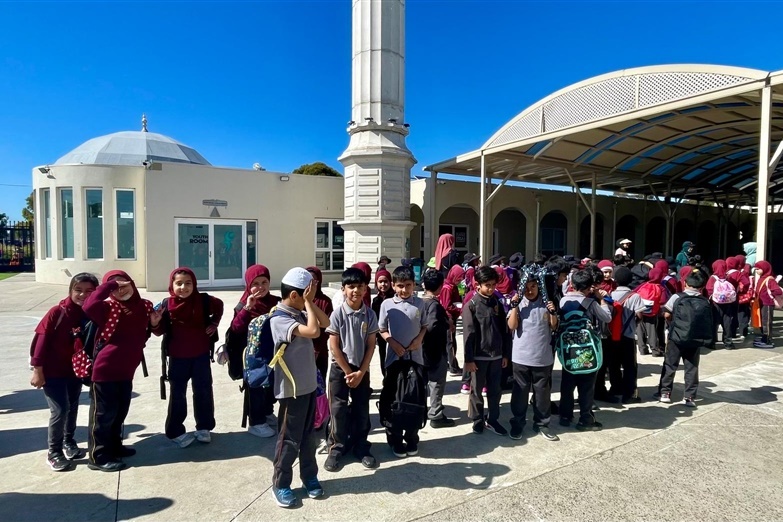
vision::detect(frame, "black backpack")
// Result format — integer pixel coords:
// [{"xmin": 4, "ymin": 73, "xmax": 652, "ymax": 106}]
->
[
  {"xmin": 222, "ymin": 303, "xmax": 247, "ymax": 381},
  {"xmin": 669, "ymin": 293, "xmax": 715, "ymax": 349},
  {"xmin": 378, "ymin": 360, "xmax": 427, "ymax": 432}
]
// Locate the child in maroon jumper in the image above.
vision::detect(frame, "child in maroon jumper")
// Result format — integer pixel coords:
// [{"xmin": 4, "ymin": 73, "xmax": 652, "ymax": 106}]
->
[
  {"xmin": 153, "ymin": 268, "xmax": 224, "ymax": 447},
  {"xmin": 753, "ymin": 261, "xmax": 782, "ymax": 348},
  {"xmin": 31, "ymin": 272, "xmax": 99, "ymax": 471},
  {"xmin": 83, "ymin": 270, "xmax": 162, "ymax": 472}
]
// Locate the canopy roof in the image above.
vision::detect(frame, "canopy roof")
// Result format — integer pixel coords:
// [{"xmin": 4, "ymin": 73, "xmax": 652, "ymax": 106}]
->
[{"xmin": 426, "ymin": 65, "xmax": 783, "ymax": 204}]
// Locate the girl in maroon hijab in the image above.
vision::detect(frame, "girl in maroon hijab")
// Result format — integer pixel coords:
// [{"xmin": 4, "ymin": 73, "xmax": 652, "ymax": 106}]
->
[
  {"xmin": 83, "ymin": 270, "xmax": 161, "ymax": 472},
  {"xmin": 372, "ymin": 269, "xmax": 395, "ymax": 377},
  {"xmin": 728, "ymin": 256, "xmax": 752, "ymax": 339},
  {"xmin": 752, "ymin": 260, "xmax": 782, "ymax": 348},
  {"xmin": 153, "ymin": 268, "xmax": 224, "ymax": 447},
  {"xmin": 230, "ymin": 264, "xmax": 281, "ymax": 437},
  {"xmin": 306, "ymin": 266, "xmax": 334, "ymax": 378},
  {"xmin": 706, "ymin": 260, "xmax": 738, "ymax": 349},
  {"xmin": 434, "ymin": 233, "xmax": 460, "ymax": 276},
  {"xmin": 30, "ymin": 272, "xmax": 99, "ymax": 471}
]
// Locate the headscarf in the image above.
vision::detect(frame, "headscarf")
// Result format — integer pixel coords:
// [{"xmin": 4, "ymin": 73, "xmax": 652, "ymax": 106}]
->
[
  {"xmin": 434, "ymin": 233, "xmax": 455, "ymax": 271},
  {"xmin": 494, "ymin": 266, "xmax": 512, "ymax": 295},
  {"xmin": 100, "ymin": 270, "xmax": 152, "ymax": 343},
  {"xmin": 167, "ymin": 267, "xmax": 204, "ymax": 325},
  {"xmin": 518, "ymin": 264, "xmax": 551, "ymax": 305},
  {"xmin": 647, "ymin": 267, "xmax": 664, "ymax": 284},
  {"xmin": 736, "ymin": 254, "xmax": 751, "ymax": 277},
  {"xmin": 755, "ymin": 260, "xmax": 774, "ymax": 280},
  {"xmin": 351, "ymin": 262, "xmax": 373, "ymax": 307},
  {"xmin": 374, "ymin": 269, "xmax": 394, "ymax": 300},
  {"xmin": 726, "ymin": 257, "xmax": 741, "ymax": 272},
  {"xmin": 597, "ymin": 260, "xmax": 613, "ymax": 270},
  {"xmin": 711, "ymin": 259, "xmax": 727, "ymax": 279},
  {"xmin": 445, "ymin": 265, "xmax": 465, "ymax": 287},
  {"xmin": 240, "ymin": 264, "xmax": 278, "ymax": 317},
  {"xmin": 654, "ymin": 259, "xmax": 669, "ymax": 273},
  {"xmin": 306, "ymin": 266, "xmax": 332, "ymax": 313}
]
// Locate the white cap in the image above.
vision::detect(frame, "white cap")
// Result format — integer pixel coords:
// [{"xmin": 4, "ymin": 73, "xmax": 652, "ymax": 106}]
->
[
  {"xmin": 619, "ymin": 238, "xmax": 632, "ymax": 244},
  {"xmin": 281, "ymin": 267, "xmax": 313, "ymax": 289}
]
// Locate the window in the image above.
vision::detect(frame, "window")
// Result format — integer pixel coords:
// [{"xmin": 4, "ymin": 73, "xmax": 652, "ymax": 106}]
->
[
  {"xmin": 115, "ymin": 189, "xmax": 135, "ymax": 259},
  {"xmin": 85, "ymin": 189, "xmax": 103, "ymax": 259},
  {"xmin": 315, "ymin": 220, "xmax": 344, "ymax": 271},
  {"xmin": 60, "ymin": 189, "xmax": 74, "ymax": 258},
  {"xmin": 42, "ymin": 189, "xmax": 51, "ymax": 258},
  {"xmin": 438, "ymin": 224, "xmax": 470, "ymax": 256}
]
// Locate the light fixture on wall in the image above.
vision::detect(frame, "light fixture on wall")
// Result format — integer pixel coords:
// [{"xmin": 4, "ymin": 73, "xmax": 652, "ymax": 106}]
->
[
  {"xmin": 279, "ymin": 175, "xmax": 290, "ymax": 182},
  {"xmin": 38, "ymin": 166, "xmax": 55, "ymax": 179}
]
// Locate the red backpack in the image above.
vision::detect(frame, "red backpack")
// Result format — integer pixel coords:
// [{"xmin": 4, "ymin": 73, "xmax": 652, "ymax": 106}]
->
[
  {"xmin": 635, "ymin": 282, "xmax": 663, "ymax": 317},
  {"xmin": 609, "ymin": 293, "xmax": 634, "ymax": 342}
]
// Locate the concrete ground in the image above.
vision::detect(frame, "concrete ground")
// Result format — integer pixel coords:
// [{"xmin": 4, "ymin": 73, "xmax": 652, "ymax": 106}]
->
[{"xmin": 2, "ymin": 272, "xmax": 783, "ymax": 521}]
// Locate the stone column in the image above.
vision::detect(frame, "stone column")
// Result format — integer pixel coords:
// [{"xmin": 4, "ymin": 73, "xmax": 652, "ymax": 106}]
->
[{"xmin": 339, "ymin": 0, "xmax": 416, "ymax": 269}]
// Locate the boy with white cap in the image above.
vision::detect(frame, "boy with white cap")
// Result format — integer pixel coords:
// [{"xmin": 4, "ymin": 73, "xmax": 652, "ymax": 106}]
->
[
  {"xmin": 269, "ymin": 267, "xmax": 330, "ymax": 508},
  {"xmin": 615, "ymin": 239, "xmax": 632, "ymax": 257}
]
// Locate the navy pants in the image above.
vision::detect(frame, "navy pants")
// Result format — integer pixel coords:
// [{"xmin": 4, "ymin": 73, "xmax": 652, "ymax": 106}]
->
[
  {"xmin": 166, "ymin": 355, "xmax": 215, "ymax": 439},
  {"xmin": 89, "ymin": 381, "xmax": 132, "ymax": 465}
]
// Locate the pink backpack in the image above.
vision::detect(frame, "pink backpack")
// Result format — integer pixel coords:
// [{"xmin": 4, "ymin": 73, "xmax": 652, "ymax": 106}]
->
[{"xmin": 711, "ymin": 276, "xmax": 737, "ymax": 304}]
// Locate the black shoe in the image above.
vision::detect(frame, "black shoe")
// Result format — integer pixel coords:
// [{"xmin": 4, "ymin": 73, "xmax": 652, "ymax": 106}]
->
[
  {"xmin": 594, "ymin": 392, "xmax": 620, "ymax": 404},
  {"xmin": 622, "ymin": 396, "xmax": 642, "ymax": 404},
  {"xmin": 63, "ymin": 442, "xmax": 84, "ymax": 460},
  {"xmin": 117, "ymin": 446, "xmax": 136, "ymax": 458},
  {"xmin": 360, "ymin": 454, "xmax": 378, "ymax": 469},
  {"xmin": 534, "ymin": 425, "xmax": 560, "ymax": 441},
  {"xmin": 430, "ymin": 417, "xmax": 455, "ymax": 429},
  {"xmin": 485, "ymin": 420, "xmax": 508, "ymax": 436},
  {"xmin": 724, "ymin": 343, "xmax": 735, "ymax": 350},
  {"xmin": 448, "ymin": 367, "xmax": 462, "ymax": 376},
  {"xmin": 509, "ymin": 423, "xmax": 524, "ymax": 440},
  {"xmin": 324, "ymin": 453, "xmax": 340, "ymax": 472},
  {"xmin": 472, "ymin": 421, "xmax": 485, "ymax": 434},
  {"xmin": 575, "ymin": 421, "xmax": 603, "ymax": 432},
  {"xmin": 559, "ymin": 417, "xmax": 571, "ymax": 427},
  {"xmin": 406, "ymin": 443, "xmax": 418, "ymax": 456},
  {"xmin": 88, "ymin": 460, "xmax": 127, "ymax": 472},
  {"xmin": 650, "ymin": 349, "xmax": 664, "ymax": 357},
  {"xmin": 47, "ymin": 452, "xmax": 74, "ymax": 472}
]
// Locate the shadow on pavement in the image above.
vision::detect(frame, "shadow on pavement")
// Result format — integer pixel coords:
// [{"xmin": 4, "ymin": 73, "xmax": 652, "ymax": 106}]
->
[
  {"xmin": 699, "ymin": 382, "xmax": 783, "ymax": 406},
  {"xmin": 0, "ymin": 424, "xmax": 144, "ymax": 459},
  {"xmin": 0, "ymin": 389, "xmax": 49, "ymax": 415},
  {"xmin": 0, "ymin": 492, "xmax": 173, "ymax": 522}
]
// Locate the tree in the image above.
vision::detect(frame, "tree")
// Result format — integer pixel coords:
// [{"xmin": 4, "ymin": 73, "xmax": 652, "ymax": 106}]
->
[
  {"xmin": 22, "ymin": 191, "xmax": 34, "ymax": 223},
  {"xmin": 0, "ymin": 212, "xmax": 7, "ymax": 226},
  {"xmin": 292, "ymin": 162, "xmax": 342, "ymax": 177}
]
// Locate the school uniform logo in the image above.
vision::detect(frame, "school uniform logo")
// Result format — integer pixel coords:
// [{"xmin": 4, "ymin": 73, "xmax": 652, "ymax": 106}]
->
[{"xmin": 361, "ymin": 322, "xmax": 367, "ymax": 335}]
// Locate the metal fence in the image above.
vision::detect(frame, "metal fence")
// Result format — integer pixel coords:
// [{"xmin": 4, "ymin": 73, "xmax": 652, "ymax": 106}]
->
[{"xmin": 0, "ymin": 221, "xmax": 34, "ymax": 272}]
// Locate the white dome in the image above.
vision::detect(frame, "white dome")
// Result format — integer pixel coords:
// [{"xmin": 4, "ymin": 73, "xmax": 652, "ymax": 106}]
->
[{"xmin": 54, "ymin": 130, "xmax": 211, "ymax": 166}]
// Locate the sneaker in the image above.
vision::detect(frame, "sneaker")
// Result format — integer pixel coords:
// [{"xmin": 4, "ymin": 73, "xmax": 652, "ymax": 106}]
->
[
  {"xmin": 732, "ymin": 335, "xmax": 745, "ymax": 342},
  {"xmin": 754, "ymin": 341, "xmax": 775, "ymax": 349},
  {"xmin": 172, "ymin": 433, "xmax": 196, "ymax": 448},
  {"xmin": 406, "ymin": 443, "xmax": 418, "ymax": 456},
  {"xmin": 622, "ymin": 396, "xmax": 642, "ymax": 404},
  {"xmin": 460, "ymin": 384, "xmax": 471, "ymax": 395},
  {"xmin": 47, "ymin": 452, "xmax": 74, "ymax": 472},
  {"xmin": 360, "ymin": 454, "xmax": 378, "ymax": 469},
  {"xmin": 271, "ymin": 486, "xmax": 297, "ymax": 508},
  {"xmin": 684, "ymin": 397, "xmax": 697, "ymax": 408},
  {"xmin": 195, "ymin": 430, "xmax": 211, "ymax": 443},
  {"xmin": 481, "ymin": 387, "xmax": 488, "ymax": 397},
  {"xmin": 266, "ymin": 414, "xmax": 278, "ymax": 427},
  {"xmin": 650, "ymin": 349, "xmax": 664, "ymax": 358},
  {"xmin": 429, "ymin": 417, "xmax": 455, "ymax": 429},
  {"xmin": 63, "ymin": 442, "xmax": 84, "ymax": 460},
  {"xmin": 509, "ymin": 423, "xmax": 524, "ymax": 440},
  {"xmin": 724, "ymin": 343, "xmax": 735, "ymax": 350},
  {"xmin": 659, "ymin": 393, "xmax": 672, "ymax": 404},
  {"xmin": 448, "ymin": 367, "xmax": 462, "ymax": 377},
  {"xmin": 534, "ymin": 425, "xmax": 560, "ymax": 441},
  {"xmin": 652, "ymin": 391, "xmax": 662, "ymax": 399},
  {"xmin": 575, "ymin": 421, "xmax": 603, "ymax": 431},
  {"xmin": 303, "ymin": 477, "xmax": 324, "ymax": 499},
  {"xmin": 391, "ymin": 443, "xmax": 407, "ymax": 458},
  {"xmin": 485, "ymin": 420, "xmax": 508, "ymax": 436},
  {"xmin": 87, "ymin": 460, "xmax": 126, "ymax": 472},
  {"xmin": 324, "ymin": 453, "xmax": 340, "ymax": 472},
  {"xmin": 472, "ymin": 421, "xmax": 485, "ymax": 434},
  {"xmin": 248, "ymin": 423, "xmax": 276, "ymax": 438}
]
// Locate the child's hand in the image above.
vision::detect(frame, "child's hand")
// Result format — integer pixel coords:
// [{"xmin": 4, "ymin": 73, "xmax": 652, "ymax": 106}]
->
[
  {"xmin": 389, "ymin": 339, "xmax": 406, "ymax": 357},
  {"xmin": 303, "ymin": 280, "xmax": 316, "ymax": 303},
  {"xmin": 501, "ymin": 357, "xmax": 509, "ymax": 369},
  {"xmin": 246, "ymin": 291, "xmax": 261, "ymax": 310},
  {"xmin": 30, "ymin": 367, "xmax": 45, "ymax": 388},
  {"xmin": 149, "ymin": 308, "xmax": 163, "ymax": 327},
  {"xmin": 345, "ymin": 371, "xmax": 362, "ymax": 388},
  {"xmin": 546, "ymin": 302, "xmax": 556, "ymax": 313},
  {"xmin": 464, "ymin": 362, "xmax": 477, "ymax": 373},
  {"xmin": 407, "ymin": 338, "xmax": 421, "ymax": 352}
]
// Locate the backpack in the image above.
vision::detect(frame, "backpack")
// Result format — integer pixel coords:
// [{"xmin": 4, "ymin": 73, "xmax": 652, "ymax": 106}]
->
[
  {"xmin": 243, "ymin": 308, "xmax": 285, "ymax": 388},
  {"xmin": 710, "ymin": 276, "xmax": 737, "ymax": 304},
  {"xmin": 378, "ymin": 359, "xmax": 427, "ymax": 432},
  {"xmin": 314, "ymin": 369, "xmax": 329, "ymax": 430},
  {"xmin": 158, "ymin": 294, "xmax": 218, "ymax": 400},
  {"xmin": 555, "ymin": 305, "xmax": 603, "ymax": 374},
  {"xmin": 635, "ymin": 282, "xmax": 662, "ymax": 317},
  {"xmin": 223, "ymin": 303, "xmax": 247, "ymax": 381},
  {"xmin": 669, "ymin": 293, "xmax": 715, "ymax": 349},
  {"xmin": 608, "ymin": 293, "xmax": 633, "ymax": 342}
]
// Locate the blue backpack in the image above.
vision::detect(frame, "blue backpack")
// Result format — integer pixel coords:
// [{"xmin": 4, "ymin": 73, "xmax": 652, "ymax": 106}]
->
[
  {"xmin": 556, "ymin": 306, "xmax": 603, "ymax": 374},
  {"xmin": 244, "ymin": 309, "xmax": 285, "ymax": 388}
]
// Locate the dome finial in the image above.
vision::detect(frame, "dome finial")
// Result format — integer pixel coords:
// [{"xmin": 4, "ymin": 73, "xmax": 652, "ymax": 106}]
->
[{"xmin": 141, "ymin": 114, "xmax": 148, "ymax": 132}]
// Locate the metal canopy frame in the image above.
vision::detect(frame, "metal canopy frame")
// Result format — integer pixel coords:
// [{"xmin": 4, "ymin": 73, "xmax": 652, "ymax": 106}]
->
[{"xmin": 425, "ymin": 65, "xmax": 783, "ymax": 261}]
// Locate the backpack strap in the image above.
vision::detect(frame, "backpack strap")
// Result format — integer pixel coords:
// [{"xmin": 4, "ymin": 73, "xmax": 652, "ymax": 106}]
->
[{"xmin": 267, "ymin": 309, "xmax": 295, "ymax": 396}]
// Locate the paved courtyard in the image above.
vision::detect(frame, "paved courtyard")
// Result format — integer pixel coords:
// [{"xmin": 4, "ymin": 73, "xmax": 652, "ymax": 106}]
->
[{"xmin": 2, "ymin": 273, "xmax": 783, "ymax": 521}]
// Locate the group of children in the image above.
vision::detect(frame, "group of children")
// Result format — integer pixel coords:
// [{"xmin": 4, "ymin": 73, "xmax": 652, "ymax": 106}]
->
[{"xmin": 28, "ymin": 241, "xmax": 780, "ymax": 508}]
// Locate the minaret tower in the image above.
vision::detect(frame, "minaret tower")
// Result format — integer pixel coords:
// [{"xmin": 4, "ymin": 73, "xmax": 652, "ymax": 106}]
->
[{"xmin": 338, "ymin": 0, "xmax": 416, "ymax": 269}]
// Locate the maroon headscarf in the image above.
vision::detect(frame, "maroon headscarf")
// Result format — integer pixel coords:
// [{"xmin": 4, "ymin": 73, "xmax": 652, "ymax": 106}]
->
[
  {"xmin": 712, "ymin": 259, "xmax": 728, "ymax": 279},
  {"xmin": 736, "ymin": 254, "xmax": 751, "ymax": 277},
  {"xmin": 654, "ymin": 259, "xmax": 669, "ymax": 273},
  {"xmin": 240, "ymin": 264, "xmax": 278, "ymax": 317},
  {"xmin": 494, "ymin": 266, "xmax": 512, "ymax": 295},
  {"xmin": 100, "ymin": 270, "xmax": 152, "ymax": 342},
  {"xmin": 352, "ymin": 262, "xmax": 373, "ymax": 307},
  {"xmin": 445, "ymin": 265, "xmax": 466, "ymax": 287},
  {"xmin": 647, "ymin": 267, "xmax": 664, "ymax": 284},
  {"xmin": 434, "ymin": 234, "xmax": 455, "ymax": 271},
  {"xmin": 167, "ymin": 267, "xmax": 204, "ymax": 325}
]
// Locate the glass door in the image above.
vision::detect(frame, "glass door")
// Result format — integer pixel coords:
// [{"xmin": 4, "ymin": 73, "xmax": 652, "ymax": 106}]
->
[
  {"xmin": 177, "ymin": 223, "xmax": 210, "ymax": 282},
  {"xmin": 213, "ymin": 223, "xmax": 245, "ymax": 286},
  {"xmin": 176, "ymin": 219, "xmax": 246, "ymax": 287}
]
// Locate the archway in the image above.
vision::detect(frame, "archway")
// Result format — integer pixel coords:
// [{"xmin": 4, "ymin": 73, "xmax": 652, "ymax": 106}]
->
[
  {"xmin": 645, "ymin": 216, "xmax": 667, "ymax": 256},
  {"xmin": 579, "ymin": 214, "xmax": 605, "ymax": 259},
  {"xmin": 540, "ymin": 211, "xmax": 568, "ymax": 258},
  {"xmin": 493, "ymin": 208, "xmax": 527, "ymax": 258},
  {"xmin": 697, "ymin": 220, "xmax": 718, "ymax": 262},
  {"xmin": 673, "ymin": 218, "xmax": 694, "ymax": 258},
  {"xmin": 615, "ymin": 215, "xmax": 641, "ymax": 261},
  {"xmin": 409, "ymin": 204, "xmax": 424, "ymax": 260},
  {"xmin": 439, "ymin": 205, "xmax": 479, "ymax": 259}
]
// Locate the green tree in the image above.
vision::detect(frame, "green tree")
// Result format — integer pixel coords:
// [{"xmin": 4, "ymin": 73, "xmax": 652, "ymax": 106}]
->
[
  {"xmin": 292, "ymin": 162, "xmax": 342, "ymax": 177},
  {"xmin": 22, "ymin": 191, "xmax": 34, "ymax": 223},
  {"xmin": 0, "ymin": 212, "xmax": 7, "ymax": 226}
]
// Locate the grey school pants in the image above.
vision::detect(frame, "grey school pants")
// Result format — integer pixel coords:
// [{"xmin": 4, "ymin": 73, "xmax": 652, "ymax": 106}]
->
[
  {"xmin": 43, "ymin": 377, "xmax": 83, "ymax": 454},
  {"xmin": 426, "ymin": 357, "xmax": 448, "ymax": 421}
]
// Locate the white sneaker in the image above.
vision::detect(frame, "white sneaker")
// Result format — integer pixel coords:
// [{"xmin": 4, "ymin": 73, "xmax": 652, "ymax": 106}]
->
[
  {"xmin": 248, "ymin": 423, "xmax": 276, "ymax": 438},
  {"xmin": 172, "ymin": 433, "xmax": 196, "ymax": 448},
  {"xmin": 266, "ymin": 414, "xmax": 278, "ymax": 427},
  {"xmin": 195, "ymin": 430, "xmax": 211, "ymax": 443}
]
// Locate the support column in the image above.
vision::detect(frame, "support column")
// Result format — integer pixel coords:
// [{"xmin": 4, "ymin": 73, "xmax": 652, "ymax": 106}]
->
[
  {"xmin": 479, "ymin": 152, "xmax": 487, "ymax": 261},
  {"xmin": 535, "ymin": 195, "xmax": 541, "ymax": 256},
  {"xmin": 757, "ymin": 85, "xmax": 772, "ymax": 261},
  {"xmin": 590, "ymin": 172, "xmax": 597, "ymax": 256},
  {"xmin": 612, "ymin": 201, "xmax": 618, "ymax": 254},
  {"xmin": 424, "ymin": 172, "xmax": 438, "ymax": 259}
]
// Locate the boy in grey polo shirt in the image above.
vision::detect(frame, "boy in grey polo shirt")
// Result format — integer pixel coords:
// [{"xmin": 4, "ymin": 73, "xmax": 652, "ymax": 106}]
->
[
  {"xmin": 324, "ymin": 268, "xmax": 379, "ymax": 472},
  {"xmin": 378, "ymin": 266, "xmax": 427, "ymax": 458},
  {"xmin": 269, "ymin": 268, "xmax": 330, "ymax": 509}
]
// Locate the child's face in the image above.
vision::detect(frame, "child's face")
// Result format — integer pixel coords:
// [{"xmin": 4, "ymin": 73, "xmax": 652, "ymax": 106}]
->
[
  {"xmin": 376, "ymin": 276, "xmax": 391, "ymax": 294},
  {"xmin": 524, "ymin": 281, "xmax": 539, "ymax": 300},
  {"xmin": 602, "ymin": 269, "xmax": 613, "ymax": 281},
  {"xmin": 70, "ymin": 282, "xmax": 96, "ymax": 307},
  {"xmin": 172, "ymin": 273, "xmax": 194, "ymax": 299},
  {"xmin": 110, "ymin": 276, "xmax": 133, "ymax": 301},
  {"xmin": 477, "ymin": 280, "xmax": 497, "ymax": 297},
  {"xmin": 250, "ymin": 276, "xmax": 270, "ymax": 299},
  {"xmin": 344, "ymin": 282, "xmax": 367, "ymax": 308},
  {"xmin": 393, "ymin": 280, "xmax": 415, "ymax": 299},
  {"xmin": 755, "ymin": 268, "xmax": 763, "ymax": 276}
]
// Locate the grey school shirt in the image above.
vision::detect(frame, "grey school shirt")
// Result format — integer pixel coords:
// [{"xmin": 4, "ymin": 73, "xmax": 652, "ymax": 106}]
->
[
  {"xmin": 269, "ymin": 303, "xmax": 317, "ymax": 400},
  {"xmin": 664, "ymin": 288, "xmax": 702, "ymax": 313},
  {"xmin": 611, "ymin": 287, "xmax": 647, "ymax": 339},
  {"xmin": 326, "ymin": 302, "xmax": 379, "ymax": 367},
  {"xmin": 510, "ymin": 297, "xmax": 554, "ymax": 367},
  {"xmin": 378, "ymin": 295, "xmax": 427, "ymax": 368}
]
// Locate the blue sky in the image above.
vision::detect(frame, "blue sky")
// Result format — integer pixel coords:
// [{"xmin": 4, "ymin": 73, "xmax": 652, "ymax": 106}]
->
[{"xmin": 1, "ymin": 1, "xmax": 781, "ymax": 220}]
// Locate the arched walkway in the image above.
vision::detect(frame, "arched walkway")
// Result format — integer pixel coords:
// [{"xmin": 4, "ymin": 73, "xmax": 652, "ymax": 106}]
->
[
  {"xmin": 439, "ymin": 205, "xmax": 479, "ymax": 257},
  {"xmin": 615, "ymin": 215, "xmax": 641, "ymax": 260},
  {"xmin": 645, "ymin": 216, "xmax": 667, "ymax": 255},
  {"xmin": 540, "ymin": 211, "xmax": 567, "ymax": 258},
  {"xmin": 493, "ymin": 208, "xmax": 527, "ymax": 257},
  {"xmin": 579, "ymin": 214, "xmax": 605, "ymax": 259}
]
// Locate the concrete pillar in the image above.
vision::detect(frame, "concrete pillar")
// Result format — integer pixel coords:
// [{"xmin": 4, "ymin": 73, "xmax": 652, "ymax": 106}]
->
[
  {"xmin": 424, "ymin": 172, "xmax": 438, "ymax": 258},
  {"xmin": 339, "ymin": 0, "xmax": 416, "ymax": 268},
  {"xmin": 756, "ymin": 85, "xmax": 772, "ymax": 261}
]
